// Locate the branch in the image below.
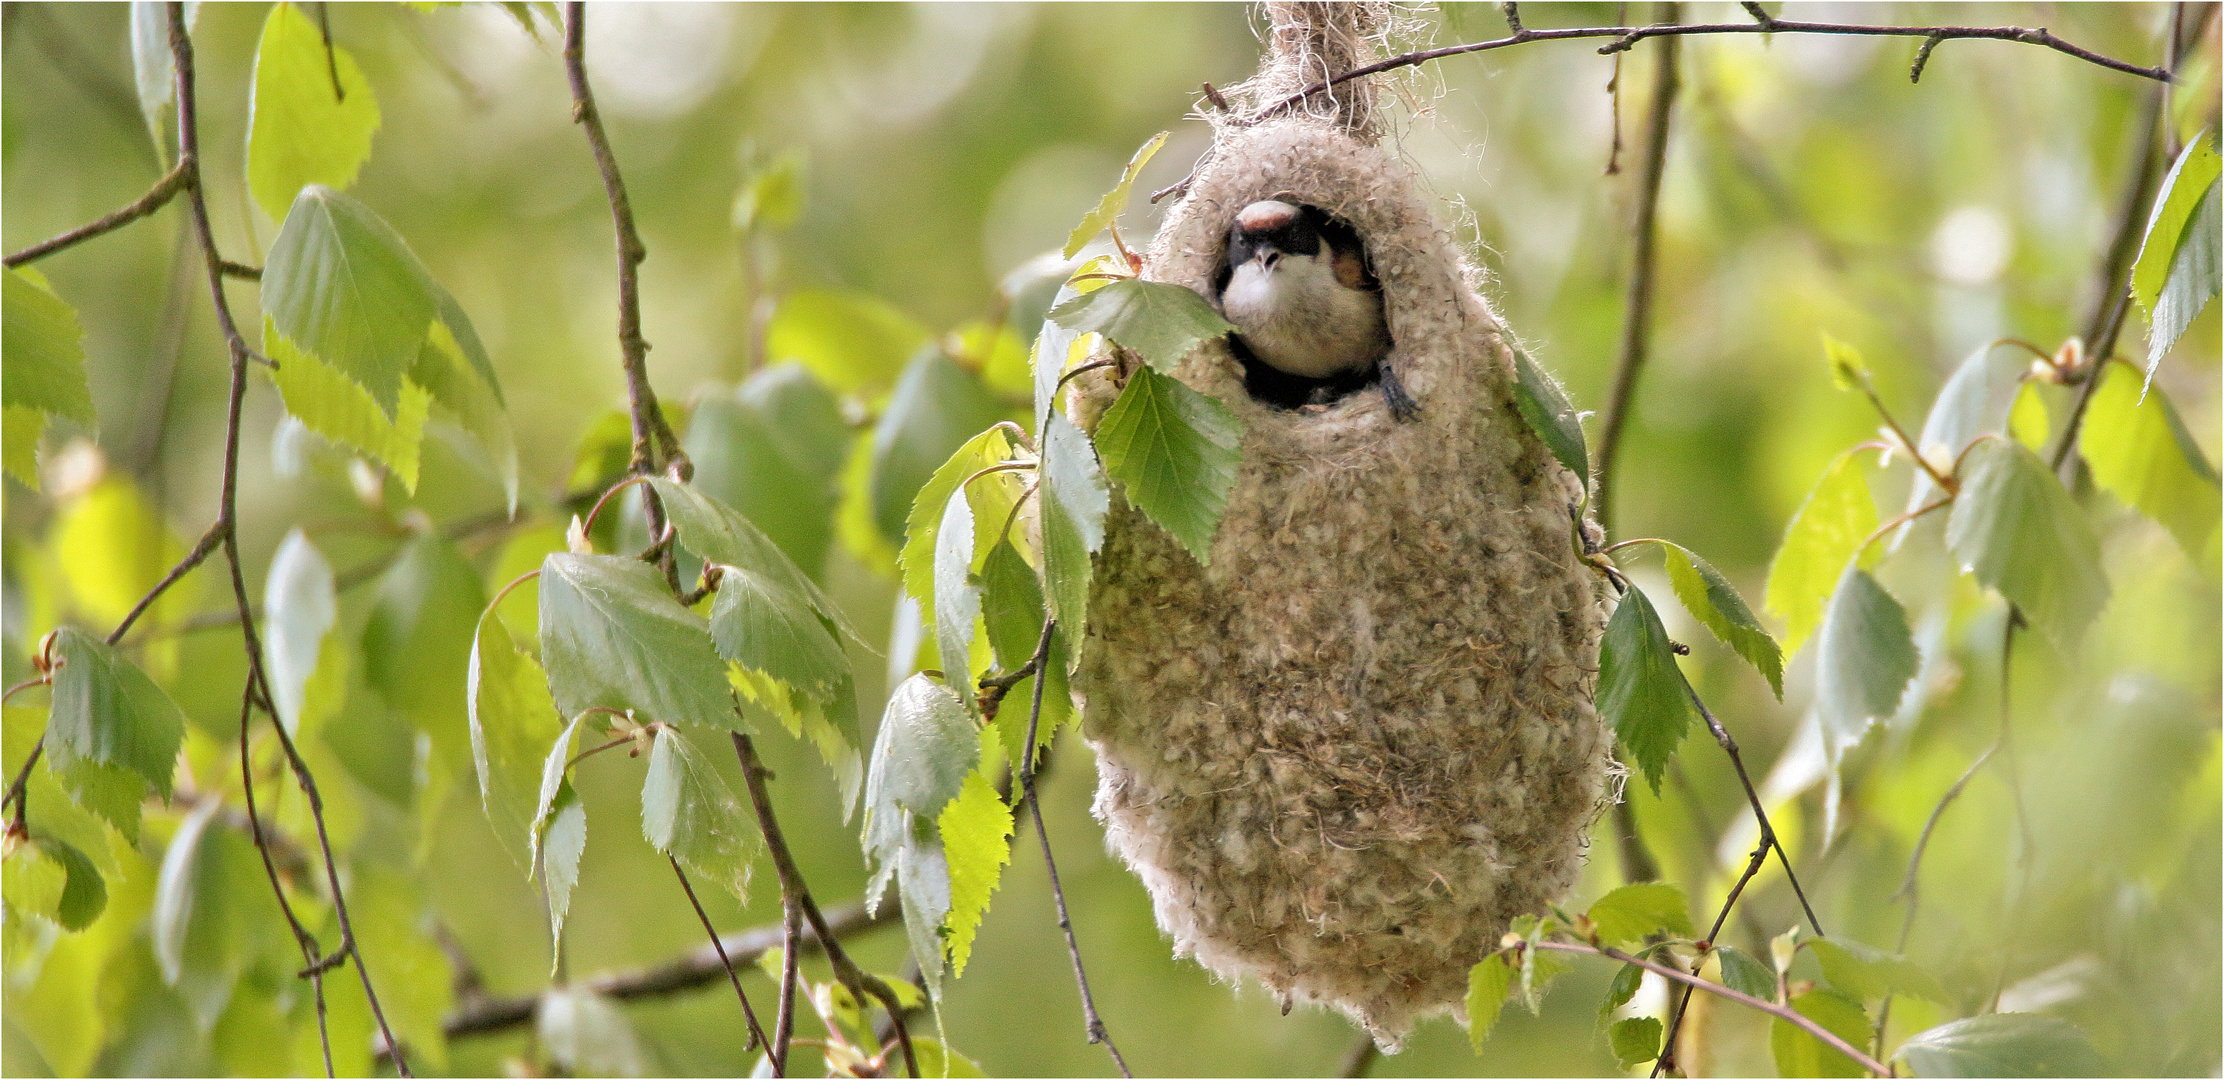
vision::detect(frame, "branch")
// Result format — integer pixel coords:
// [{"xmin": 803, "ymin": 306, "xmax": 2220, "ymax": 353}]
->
[
  {"xmin": 668, "ymin": 857, "xmax": 772, "ymax": 1055},
  {"xmin": 3, "ymin": 158, "xmax": 191, "ymax": 267},
  {"xmin": 1532, "ymin": 940, "xmax": 1892, "ymax": 1076},
  {"xmin": 1251, "ymin": 9, "xmax": 2168, "ymax": 121},
  {"xmin": 733, "ymin": 732, "xmax": 919, "ymax": 1079},
  {"xmin": 434, "ymin": 901, "xmax": 889, "ymax": 1039},
  {"xmin": 1017, "ymin": 620, "xmax": 1133, "ymax": 1077}
]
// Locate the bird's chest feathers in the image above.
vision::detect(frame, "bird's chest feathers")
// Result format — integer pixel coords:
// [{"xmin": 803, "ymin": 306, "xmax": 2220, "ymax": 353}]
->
[{"xmin": 1223, "ymin": 256, "xmax": 1387, "ymax": 380}]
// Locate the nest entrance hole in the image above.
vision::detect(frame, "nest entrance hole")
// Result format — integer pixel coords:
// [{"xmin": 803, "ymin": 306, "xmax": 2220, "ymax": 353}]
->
[{"xmin": 1213, "ymin": 199, "xmax": 1398, "ymax": 414}]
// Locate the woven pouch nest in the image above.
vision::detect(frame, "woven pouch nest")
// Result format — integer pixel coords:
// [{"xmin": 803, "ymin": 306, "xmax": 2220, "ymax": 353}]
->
[{"xmin": 1065, "ymin": 3, "xmax": 1614, "ymax": 1048}]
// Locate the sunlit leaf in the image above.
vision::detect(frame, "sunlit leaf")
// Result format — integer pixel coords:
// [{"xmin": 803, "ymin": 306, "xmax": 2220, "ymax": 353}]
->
[
  {"xmin": 641, "ymin": 725, "xmax": 760, "ymax": 900},
  {"xmin": 47, "ymin": 626, "xmax": 185, "ymax": 800},
  {"xmin": 765, "ymin": 289, "xmax": 929, "ymax": 398},
  {"xmin": 1597, "ymin": 586, "xmax": 1695, "ymax": 795},
  {"xmin": 246, "ymin": 1, "xmax": 382, "ymax": 221},
  {"xmin": 2, "ymin": 268, "xmax": 95, "ymax": 432},
  {"xmin": 1769, "ymin": 988, "xmax": 1871, "ymax": 1078},
  {"xmin": 2080, "ymin": 364, "xmax": 2221, "ymax": 567},
  {"xmin": 1903, "ymin": 344, "xmax": 2025, "ymax": 527},
  {"xmin": 1033, "ymin": 282, "xmax": 1089, "ymax": 429},
  {"xmin": 153, "ymin": 802, "xmax": 282, "ymax": 1031},
  {"xmin": 469, "ymin": 607, "xmax": 562, "ymax": 871},
  {"xmin": 650, "ymin": 478, "xmax": 863, "ymax": 647},
  {"xmin": 1813, "ymin": 566, "xmax": 1919, "ymax": 755},
  {"xmin": 1823, "ymin": 335, "xmax": 1869, "ymax": 392},
  {"xmin": 263, "ymin": 185, "xmax": 440, "ymax": 417},
  {"xmin": 1946, "ymin": 438, "xmax": 2108, "ymax": 645},
  {"xmin": 538, "ymin": 985, "xmax": 648, "ymax": 1078},
  {"xmin": 1599, "ymin": 960, "xmax": 1645, "ymax": 1023},
  {"xmin": 869, "ymin": 349, "xmax": 1008, "ymax": 542},
  {"xmin": 865, "ymin": 675, "xmax": 975, "ymax": 827},
  {"xmin": 732, "ymin": 148, "xmax": 806, "ymax": 233},
  {"xmin": 1610, "ymin": 1016, "xmax": 1663, "ymax": 1069},
  {"xmin": 980, "ymin": 540, "xmax": 1072, "ymax": 764},
  {"xmin": 345, "ymin": 862, "xmax": 454, "ymax": 1070},
  {"xmin": 1048, "ymin": 279, "xmax": 1234, "ymax": 374},
  {"xmin": 3, "ymin": 405, "xmax": 43, "ymax": 487},
  {"xmin": 938, "ymin": 769, "xmax": 1013, "ymax": 977},
  {"xmin": 934, "ymin": 490, "xmax": 982, "ymax": 709},
  {"xmin": 1810, "ymin": 937, "xmax": 1947, "ymax": 1003},
  {"xmin": 1093, "ymin": 366, "xmax": 1244, "ymax": 563},
  {"xmin": 708, "ymin": 566, "xmax": 849, "ymax": 707},
  {"xmin": 2146, "ymin": 178, "xmax": 2220, "ymax": 374},
  {"xmin": 262, "ymin": 529, "xmax": 336, "ymax": 737},
  {"xmin": 53, "ymin": 475, "xmax": 194, "ymax": 629},
  {"xmin": 2131, "ymin": 134, "xmax": 2219, "ymax": 314},
  {"xmin": 1063, "ymin": 131, "xmax": 1167, "ymax": 258},
  {"xmin": 538, "ymin": 553, "xmax": 736, "ymax": 731},
  {"xmin": 1765, "ymin": 450, "xmax": 1877, "ymax": 657},
  {"xmin": 532, "ymin": 716, "xmax": 587, "ymax": 970},
  {"xmin": 1893, "ymin": 1013, "xmax": 2106, "ymax": 1078},
  {"xmin": 899, "ymin": 428, "xmax": 1016, "ymax": 613},
  {"xmin": 1587, "ymin": 882, "xmax": 1694, "ymax": 948},
  {"xmin": 265, "ymin": 324, "xmax": 431, "ymax": 489},
  {"xmin": 1510, "ymin": 347, "xmax": 1588, "ymax": 483},
  {"xmin": 1467, "ymin": 953, "xmax": 1516, "ymax": 1049},
  {"xmin": 1040, "ymin": 412, "xmax": 1105, "ymax": 638},
  {"xmin": 2, "ymin": 836, "xmax": 104, "ymax": 931},
  {"xmin": 1662, "ymin": 542, "xmax": 1783, "ymax": 699},
  {"xmin": 413, "ymin": 302, "xmax": 518, "ymax": 513},
  {"xmin": 898, "ymin": 829, "xmax": 953, "ymax": 999}
]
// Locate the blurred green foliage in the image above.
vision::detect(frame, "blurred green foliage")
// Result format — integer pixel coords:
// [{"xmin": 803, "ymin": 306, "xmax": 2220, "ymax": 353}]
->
[{"xmin": 2, "ymin": 3, "xmax": 2217, "ymax": 1077}]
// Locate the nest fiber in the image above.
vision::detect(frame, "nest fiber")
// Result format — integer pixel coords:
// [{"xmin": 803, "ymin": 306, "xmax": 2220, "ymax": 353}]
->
[{"xmin": 1069, "ymin": 7, "xmax": 1612, "ymax": 1049}]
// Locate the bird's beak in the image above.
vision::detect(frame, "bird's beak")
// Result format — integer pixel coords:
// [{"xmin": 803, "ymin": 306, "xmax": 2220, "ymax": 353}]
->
[{"xmin": 1253, "ymin": 246, "xmax": 1281, "ymax": 270}]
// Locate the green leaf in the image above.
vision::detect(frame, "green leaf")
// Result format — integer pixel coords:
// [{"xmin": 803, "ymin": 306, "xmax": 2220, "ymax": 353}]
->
[
  {"xmin": 468, "ymin": 607, "xmax": 563, "ymax": 871},
  {"xmin": 2132, "ymin": 133, "xmax": 2220, "ymax": 315},
  {"xmin": 363, "ymin": 534, "xmax": 485, "ymax": 767},
  {"xmin": 933, "ymin": 488, "xmax": 983, "ymax": 709},
  {"xmin": 2009, "ymin": 380, "xmax": 2050, "ymax": 451},
  {"xmin": 1813, "ymin": 566, "xmax": 1919, "ymax": 755},
  {"xmin": 1519, "ymin": 930, "xmax": 1570, "ymax": 1016},
  {"xmin": 342, "ymin": 864, "xmax": 455, "ymax": 1070},
  {"xmin": 2, "ymin": 268, "xmax": 96, "ymax": 429},
  {"xmin": 708, "ymin": 567, "xmax": 850, "ymax": 708},
  {"xmin": 532, "ymin": 718, "xmax": 588, "ymax": 970},
  {"xmin": 1040, "ymin": 412, "xmax": 1105, "ymax": 638},
  {"xmin": 650, "ymin": 477, "xmax": 863, "ymax": 648},
  {"xmin": 1610, "ymin": 1016, "xmax": 1664, "ymax": 1070},
  {"xmin": 1587, "ymin": 882, "xmax": 1694, "ymax": 948},
  {"xmin": 265, "ymin": 322, "xmax": 432, "ymax": 489},
  {"xmin": 765, "ymin": 289, "xmax": 929, "ymax": 398},
  {"xmin": 899, "ymin": 428, "xmax": 1017, "ymax": 614},
  {"xmin": 1048, "ymin": 279, "xmax": 1235, "ymax": 374},
  {"xmin": 1893, "ymin": 1014, "xmax": 2106, "ymax": 1078},
  {"xmin": 1904, "ymin": 344, "xmax": 2026, "ymax": 523},
  {"xmin": 2081, "ymin": 364, "xmax": 2221, "ymax": 566},
  {"xmin": 262, "ymin": 529, "xmax": 336, "ymax": 737},
  {"xmin": 1510, "ymin": 347, "xmax": 1588, "ymax": 483},
  {"xmin": 1823, "ymin": 335, "xmax": 1869, "ymax": 392},
  {"xmin": 869, "ymin": 349, "xmax": 1008, "ymax": 542},
  {"xmin": 4, "ymin": 405, "xmax": 43, "ymax": 487},
  {"xmin": 2146, "ymin": 177, "xmax": 2220, "ymax": 373},
  {"xmin": 264, "ymin": 185, "xmax": 442, "ymax": 418},
  {"xmin": 1599, "ymin": 961, "xmax": 1645, "ymax": 1024},
  {"xmin": 1770, "ymin": 988, "xmax": 1871, "ymax": 1078},
  {"xmin": 537, "ymin": 553, "xmax": 736, "ymax": 730},
  {"xmin": 129, "ymin": 3, "xmax": 177, "ymax": 159},
  {"xmin": 684, "ymin": 365, "xmax": 849, "ymax": 578},
  {"xmin": 865, "ymin": 674, "xmax": 976, "ymax": 827},
  {"xmin": 898, "ymin": 829, "xmax": 953, "ymax": 999},
  {"xmin": 1033, "ymin": 282, "xmax": 1089, "ymax": 429},
  {"xmin": 1094, "ymin": 366, "xmax": 1245, "ymax": 563},
  {"xmin": 246, "ymin": 1, "xmax": 381, "ymax": 222},
  {"xmin": 413, "ymin": 300, "xmax": 518, "ymax": 513},
  {"xmin": 641, "ymin": 725, "xmax": 760, "ymax": 901},
  {"xmin": 730, "ymin": 668, "xmax": 865, "ymax": 818},
  {"xmin": 1714, "ymin": 945, "xmax": 1778, "ymax": 1002},
  {"xmin": 1467, "ymin": 953, "xmax": 1517, "ymax": 1049},
  {"xmin": 52, "ymin": 475, "xmax": 196, "ymax": 629},
  {"xmin": 537, "ymin": 985, "xmax": 648, "ymax": 1078},
  {"xmin": 938, "ymin": 769, "xmax": 1013, "ymax": 977},
  {"xmin": 46, "ymin": 626, "xmax": 185, "ymax": 800},
  {"xmin": 979, "ymin": 541, "xmax": 1073, "ymax": 763},
  {"xmin": 1063, "ymin": 131, "xmax": 1167, "ymax": 258},
  {"xmin": 1946, "ymin": 438, "xmax": 2109, "ymax": 644},
  {"xmin": 154, "ymin": 802, "xmax": 283, "ymax": 1031},
  {"xmin": 1662, "ymin": 542, "xmax": 1784, "ymax": 699},
  {"xmin": 1809, "ymin": 937, "xmax": 1947, "ymax": 1003},
  {"xmin": 908, "ymin": 1037, "xmax": 989, "ymax": 1079},
  {"xmin": 4, "ymin": 837, "xmax": 104, "ymax": 931},
  {"xmin": 1597, "ymin": 586, "xmax": 1696, "ymax": 795},
  {"xmin": 1766, "ymin": 450, "xmax": 1877, "ymax": 658},
  {"xmin": 732, "ymin": 148, "xmax": 806, "ymax": 233}
]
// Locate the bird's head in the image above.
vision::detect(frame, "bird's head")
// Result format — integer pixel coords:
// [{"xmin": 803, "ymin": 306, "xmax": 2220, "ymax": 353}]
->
[{"xmin": 1227, "ymin": 200, "xmax": 1325, "ymax": 272}]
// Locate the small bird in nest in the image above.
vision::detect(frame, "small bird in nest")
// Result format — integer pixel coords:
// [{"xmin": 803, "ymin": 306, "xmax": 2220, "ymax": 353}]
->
[{"xmin": 1218, "ymin": 199, "xmax": 1417, "ymax": 419}]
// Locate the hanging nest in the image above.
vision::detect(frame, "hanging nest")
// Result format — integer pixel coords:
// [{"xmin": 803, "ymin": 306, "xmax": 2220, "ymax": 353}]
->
[{"xmin": 1066, "ymin": 2, "xmax": 1614, "ymax": 1049}]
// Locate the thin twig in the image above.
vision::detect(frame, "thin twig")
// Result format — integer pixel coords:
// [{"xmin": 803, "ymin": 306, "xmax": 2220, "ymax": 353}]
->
[
  {"xmin": 1593, "ymin": 2, "xmax": 1680, "ymax": 537},
  {"xmin": 1337, "ymin": 1032, "xmax": 1379, "ymax": 1078},
  {"xmin": 1530, "ymin": 941, "xmax": 1891, "ymax": 1076},
  {"xmin": 1016, "ymin": 620, "xmax": 1133, "ymax": 1077},
  {"xmin": 732, "ymin": 732, "xmax": 920, "ymax": 1079},
  {"xmin": 165, "ymin": 4, "xmax": 412, "ymax": 1071},
  {"xmin": 774, "ymin": 901, "xmax": 802, "ymax": 1075},
  {"xmin": 3, "ymin": 158, "xmax": 191, "ymax": 267},
  {"xmin": 667, "ymin": 857, "xmax": 773, "ymax": 1056},
  {"xmin": 1873, "ymin": 744, "xmax": 1993, "ymax": 1060},
  {"xmin": 238, "ymin": 696, "xmax": 336, "ymax": 1076}
]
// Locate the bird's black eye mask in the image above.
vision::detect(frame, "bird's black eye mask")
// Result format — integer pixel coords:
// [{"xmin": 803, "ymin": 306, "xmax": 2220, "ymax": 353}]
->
[{"xmin": 1214, "ymin": 201, "xmax": 1399, "ymax": 415}]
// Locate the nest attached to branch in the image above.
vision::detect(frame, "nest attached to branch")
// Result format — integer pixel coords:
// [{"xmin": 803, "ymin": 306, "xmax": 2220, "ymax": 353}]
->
[{"xmin": 1068, "ymin": 2, "xmax": 1613, "ymax": 1049}]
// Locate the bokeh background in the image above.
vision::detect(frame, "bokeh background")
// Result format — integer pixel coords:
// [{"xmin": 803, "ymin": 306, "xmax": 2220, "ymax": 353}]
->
[{"xmin": 2, "ymin": 2, "xmax": 2217, "ymax": 1076}]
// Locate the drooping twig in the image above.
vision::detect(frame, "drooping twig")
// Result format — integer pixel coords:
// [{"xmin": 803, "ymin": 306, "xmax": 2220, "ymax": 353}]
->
[
  {"xmin": 667, "ymin": 856, "xmax": 774, "ymax": 1056},
  {"xmin": 428, "ymin": 902, "xmax": 888, "ymax": 1040},
  {"xmin": 1593, "ymin": 2, "xmax": 1680, "ymax": 538},
  {"xmin": 732, "ymin": 732, "xmax": 920, "ymax": 1079},
  {"xmin": 1015, "ymin": 620, "xmax": 1133, "ymax": 1077},
  {"xmin": 1531, "ymin": 940, "xmax": 1891, "ymax": 1076},
  {"xmin": 773, "ymin": 901, "xmax": 802, "ymax": 1074},
  {"xmin": 1872, "ymin": 744, "xmax": 1994, "ymax": 1060},
  {"xmin": 3, "ymin": 158, "xmax": 191, "ymax": 267},
  {"xmin": 161, "ymin": 4, "xmax": 412, "ymax": 1071}
]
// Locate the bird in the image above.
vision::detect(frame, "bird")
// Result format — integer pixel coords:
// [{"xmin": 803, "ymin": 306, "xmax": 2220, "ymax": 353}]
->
[{"xmin": 1217, "ymin": 199, "xmax": 1416, "ymax": 419}]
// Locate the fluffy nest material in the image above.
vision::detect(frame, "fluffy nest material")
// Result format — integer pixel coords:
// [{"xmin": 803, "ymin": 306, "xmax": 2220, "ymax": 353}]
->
[{"xmin": 1066, "ymin": 6, "xmax": 1613, "ymax": 1050}]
